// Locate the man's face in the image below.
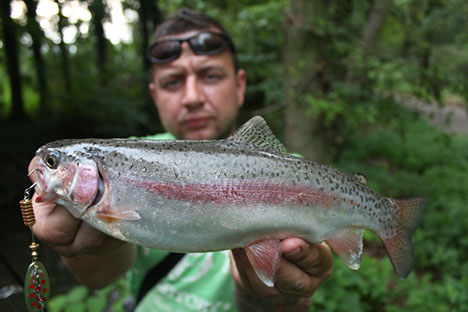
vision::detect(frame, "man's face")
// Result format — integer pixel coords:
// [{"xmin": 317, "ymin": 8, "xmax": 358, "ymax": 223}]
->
[{"xmin": 149, "ymin": 30, "xmax": 246, "ymax": 140}]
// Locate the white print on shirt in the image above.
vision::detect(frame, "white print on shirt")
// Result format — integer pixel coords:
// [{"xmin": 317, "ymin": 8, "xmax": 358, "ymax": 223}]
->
[
  {"xmin": 168, "ymin": 253, "xmax": 215, "ymax": 283},
  {"xmin": 143, "ymin": 247, "xmax": 152, "ymax": 257},
  {"xmin": 154, "ymin": 282, "xmax": 233, "ymax": 312},
  {"xmin": 182, "ymin": 254, "xmax": 214, "ymax": 283},
  {"xmin": 220, "ymin": 251, "xmax": 231, "ymax": 275}
]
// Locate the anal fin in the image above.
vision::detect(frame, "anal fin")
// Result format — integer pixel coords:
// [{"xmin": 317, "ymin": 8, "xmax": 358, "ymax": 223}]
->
[
  {"xmin": 326, "ymin": 228, "xmax": 364, "ymax": 270},
  {"xmin": 245, "ymin": 239, "xmax": 282, "ymax": 287}
]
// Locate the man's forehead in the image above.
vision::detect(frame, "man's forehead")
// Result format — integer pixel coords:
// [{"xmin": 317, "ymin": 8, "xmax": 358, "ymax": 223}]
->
[
  {"xmin": 154, "ymin": 27, "xmax": 221, "ymax": 42},
  {"xmin": 152, "ymin": 49, "xmax": 233, "ymax": 78},
  {"xmin": 154, "ymin": 57, "xmax": 227, "ymax": 78}
]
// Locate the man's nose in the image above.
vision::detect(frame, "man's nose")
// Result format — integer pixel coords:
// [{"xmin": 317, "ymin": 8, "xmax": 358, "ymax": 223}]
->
[{"xmin": 182, "ymin": 75, "xmax": 204, "ymax": 109}]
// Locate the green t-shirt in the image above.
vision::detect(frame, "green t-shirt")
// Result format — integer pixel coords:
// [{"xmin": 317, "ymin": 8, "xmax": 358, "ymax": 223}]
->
[{"xmin": 127, "ymin": 133, "xmax": 236, "ymax": 311}]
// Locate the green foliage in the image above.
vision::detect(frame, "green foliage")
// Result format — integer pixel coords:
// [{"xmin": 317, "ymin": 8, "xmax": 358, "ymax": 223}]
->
[
  {"xmin": 328, "ymin": 106, "xmax": 468, "ymax": 311},
  {"xmin": 47, "ymin": 278, "xmax": 130, "ymax": 312},
  {"xmin": 314, "ymin": 255, "xmax": 468, "ymax": 312}
]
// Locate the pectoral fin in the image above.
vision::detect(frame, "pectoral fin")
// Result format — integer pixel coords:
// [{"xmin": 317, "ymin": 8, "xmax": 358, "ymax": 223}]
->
[
  {"xmin": 326, "ymin": 228, "xmax": 364, "ymax": 270},
  {"xmin": 96, "ymin": 209, "xmax": 141, "ymax": 223},
  {"xmin": 244, "ymin": 239, "xmax": 282, "ymax": 287}
]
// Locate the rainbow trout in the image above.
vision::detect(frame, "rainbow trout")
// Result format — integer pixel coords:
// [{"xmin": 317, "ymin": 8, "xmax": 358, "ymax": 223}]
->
[{"xmin": 33, "ymin": 116, "xmax": 426, "ymax": 286}]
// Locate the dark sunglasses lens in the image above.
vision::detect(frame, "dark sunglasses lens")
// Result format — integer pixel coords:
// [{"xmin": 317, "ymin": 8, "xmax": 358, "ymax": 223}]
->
[
  {"xmin": 151, "ymin": 41, "xmax": 181, "ymax": 62},
  {"xmin": 190, "ymin": 33, "xmax": 227, "ymax": 54}
]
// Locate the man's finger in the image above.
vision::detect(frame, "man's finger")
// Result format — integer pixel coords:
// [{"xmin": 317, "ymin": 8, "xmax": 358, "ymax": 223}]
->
[
  {"xmin": 274, "ymin": 258, "xmax": 319, "ymax": 297},
  {"xmin": 282, "ymin": 238, "xmax": 334, "ymax": 278},
  {"xmin": 33, "ymin": 201, "xmax": 81, "ymax": 246}
]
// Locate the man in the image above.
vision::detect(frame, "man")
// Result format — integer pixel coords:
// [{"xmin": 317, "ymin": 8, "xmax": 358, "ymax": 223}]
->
[{"xmin": 29, "ymin": 8, "xmax": 333, "ymax": 311}]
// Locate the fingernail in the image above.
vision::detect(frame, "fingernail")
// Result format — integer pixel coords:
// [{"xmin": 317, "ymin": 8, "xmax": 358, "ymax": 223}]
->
[{"xmin": 286, "ymin": 247, "xmax": 301, "ymax": 258}]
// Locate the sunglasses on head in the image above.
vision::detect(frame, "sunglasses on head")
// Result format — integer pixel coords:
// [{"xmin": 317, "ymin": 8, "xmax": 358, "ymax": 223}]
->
[{"xmin": 147, "ymin": 31, "xmax": 234, "ymax": 64}]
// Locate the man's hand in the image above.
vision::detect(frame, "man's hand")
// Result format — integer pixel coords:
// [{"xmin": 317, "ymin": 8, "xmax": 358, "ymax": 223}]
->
[
  {"xmin": 28, "ymin": 158, "xmax": 136, "ymax": 289},
  {"xmin": 230, "ymin": 238, "xmax": 333, "ymax": 311}
]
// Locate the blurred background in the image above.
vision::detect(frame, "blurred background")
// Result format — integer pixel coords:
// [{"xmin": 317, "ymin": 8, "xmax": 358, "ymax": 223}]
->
[{"xmin": 1, "ymin": 0, "xmax": 467, "ymax": 311}]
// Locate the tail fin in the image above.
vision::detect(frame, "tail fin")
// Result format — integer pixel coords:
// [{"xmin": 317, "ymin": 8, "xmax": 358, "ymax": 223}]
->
[{"xmin": 377, "ymin": 196, "xmax": 427, "ymax": 278}]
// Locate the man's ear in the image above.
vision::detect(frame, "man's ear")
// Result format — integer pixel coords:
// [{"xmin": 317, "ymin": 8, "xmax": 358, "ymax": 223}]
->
[
  {"xmin": 236, "ymin": 69, "xmax": 247, "ymax": 108},
  {"xmin": 148, "ymin": 82, "xmax": 157, "ymax": 102}
]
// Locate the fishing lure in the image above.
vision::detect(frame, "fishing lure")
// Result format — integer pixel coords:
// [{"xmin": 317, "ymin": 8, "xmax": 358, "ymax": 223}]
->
[{"xmin": 20, "ymin": 183, "xmax": 50, "ymax": 312}]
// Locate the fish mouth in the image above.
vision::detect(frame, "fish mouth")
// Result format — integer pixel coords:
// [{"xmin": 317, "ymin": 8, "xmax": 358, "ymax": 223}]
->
[{"xmin": 34, "ymin": 169, "xmax": 54, "ymax": 203}]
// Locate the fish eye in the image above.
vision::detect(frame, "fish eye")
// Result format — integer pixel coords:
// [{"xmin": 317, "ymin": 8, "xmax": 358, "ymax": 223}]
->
[{"xmin": 45, "ymin": 151, "xmax": 60, "ymax": 169}]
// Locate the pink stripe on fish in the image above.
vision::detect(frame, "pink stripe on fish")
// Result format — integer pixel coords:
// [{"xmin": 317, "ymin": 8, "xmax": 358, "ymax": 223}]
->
[{"xmin": 121, "ymin": 177, "xmax": 338, "ymax": 207}]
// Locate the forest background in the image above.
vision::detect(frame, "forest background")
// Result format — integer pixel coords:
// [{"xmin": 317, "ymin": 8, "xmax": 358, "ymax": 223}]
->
[{"xmin": 1, "ymin": 0, "xmax": 467, "ymax": 311}]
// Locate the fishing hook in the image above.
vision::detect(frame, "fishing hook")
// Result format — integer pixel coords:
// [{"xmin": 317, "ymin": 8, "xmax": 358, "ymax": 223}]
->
[
  {"xmin": 27, "ymin": 168, "xmax": 42, "ymax": 177},
  {"xmin": 24, "ymin": 182, "xmax": 37, "ymax": 199}
]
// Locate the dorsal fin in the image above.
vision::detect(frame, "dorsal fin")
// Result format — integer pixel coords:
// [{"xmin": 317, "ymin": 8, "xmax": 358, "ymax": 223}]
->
[
  {"xmin": 352, "ymin": 173, "xmax": 368, "ymax": 185},
  {"xmin": 228, "ymin": 116, "xmax": 288, "ymax": 155}
]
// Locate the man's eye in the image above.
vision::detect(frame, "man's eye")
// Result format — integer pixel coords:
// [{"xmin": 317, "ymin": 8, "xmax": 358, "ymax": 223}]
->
[
  {"xmin": 163, "ymin": 79, "xmax": 181, "ymax": 89},
  {"xmin": 204, "ymin": 73, "xmax": 220, "ymax": 82}
]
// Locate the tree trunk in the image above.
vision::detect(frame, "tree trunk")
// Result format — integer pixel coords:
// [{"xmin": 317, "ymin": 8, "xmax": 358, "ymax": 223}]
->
[
  {"xmin": 137, "ymin": 0, "xmax": 161, "ymax": 72},
  {"xmin": 1, "ymin": 0, "xmax": 25, "ymax": 120},
  {"xmin": 283, "ymin": 0, "xmax": 329, "ymax": 162},
  {"xmin": 25, "ymin": 0, "xmax": 48, "ymax": 112},
  {"xmin": 347, "ymin": 0, "xmax": 393, "ymax": 83},
  {"xmin": 89, "ymin": 0, "xmax": 108, "ymax": 84},
  {"xmin": 55, "ymin": 0, "xmax": 72, "ymax": 93},
  {"xmin": 361, "ymin": 0, "xmax": 393, "ymax": 57},
  {"xmin": 139, "ymin": 0, "xmax": 150, "ymax": 72}
]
